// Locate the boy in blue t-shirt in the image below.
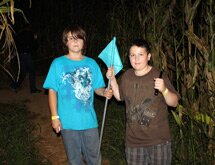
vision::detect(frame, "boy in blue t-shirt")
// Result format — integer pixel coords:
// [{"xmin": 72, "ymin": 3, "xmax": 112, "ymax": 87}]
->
[{"xmin": 43, "ymin": 25, "xmax": 112, "ymax": 165}]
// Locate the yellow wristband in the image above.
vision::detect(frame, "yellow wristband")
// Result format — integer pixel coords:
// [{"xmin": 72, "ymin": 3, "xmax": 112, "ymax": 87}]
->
[
  {"xmin": 162, "ymin": 88, "xmax": 168, "ymax": 96},
  {"xmin": 51, "ymin": 115, "xmax": 59, "ymax": 120}
]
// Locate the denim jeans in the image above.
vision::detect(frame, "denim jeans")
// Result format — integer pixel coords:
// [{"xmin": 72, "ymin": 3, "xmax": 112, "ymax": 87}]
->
[{"xmin": 61, "ymin": 128, "xmax": 100, "ymax": 165}]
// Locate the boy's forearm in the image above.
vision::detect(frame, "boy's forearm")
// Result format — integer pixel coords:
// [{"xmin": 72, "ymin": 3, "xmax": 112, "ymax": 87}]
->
[
  {"xmin": 48, "ymin": 89, "xmax": 58, "ymax": 116},
  {"xmin": 48, "ymin": 89, "xmax": 61, "ymax": 133},
  {"xmin": 95, "ymin": 88, "xmax": 105, "ymax": 97},
  {"xmin": 163, "ymin": 89, "xmax": 179, "ymax": 107},
  {"xmin": 110, "ymin": 78, "xmax": 121, "ymax": 101}
]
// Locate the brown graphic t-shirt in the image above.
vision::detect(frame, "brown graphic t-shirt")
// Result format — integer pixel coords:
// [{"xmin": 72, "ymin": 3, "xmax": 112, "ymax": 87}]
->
[{"xmin": 119, "ymin": 67, "xmax": 179, "ymax": 147}]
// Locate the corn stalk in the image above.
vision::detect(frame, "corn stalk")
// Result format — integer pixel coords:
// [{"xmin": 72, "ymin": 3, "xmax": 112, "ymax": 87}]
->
[
  {"xmin": 0, "ymin": 0, "xmax": 28, "ymax": 82},
  {"xmin": 107, "ymin": 0, "xmax": 214, "ymax": 163}
]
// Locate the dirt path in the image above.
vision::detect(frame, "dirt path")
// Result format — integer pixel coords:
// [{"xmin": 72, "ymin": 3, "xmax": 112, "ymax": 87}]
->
[{"xmin": 0, "ymin": 76, "xmax": 67, "ymax": 165}]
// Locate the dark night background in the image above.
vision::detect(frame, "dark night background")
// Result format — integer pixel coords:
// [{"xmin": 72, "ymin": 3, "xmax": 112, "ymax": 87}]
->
[{"xmin": 13, "ymin": 0, "xmax": 120, "ymax": 76}]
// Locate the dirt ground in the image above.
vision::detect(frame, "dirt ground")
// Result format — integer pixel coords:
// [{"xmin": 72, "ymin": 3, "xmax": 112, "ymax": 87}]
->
[
  {"xmin": 0, "ymin": 75, "xmax": 111, "ymax": 165},
  {"xmin": 0, "ymin": 76, "xmax": 68, "ymax": 165}
]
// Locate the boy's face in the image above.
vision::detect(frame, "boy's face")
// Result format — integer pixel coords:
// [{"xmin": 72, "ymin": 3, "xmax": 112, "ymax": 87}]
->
[
  {"xmin": 129, "ymin": 46, "xmax": 151, "ymax": 71},
  {"xmin": 66, "ymin": 32, "xmax": 84, "ymax": 54}
]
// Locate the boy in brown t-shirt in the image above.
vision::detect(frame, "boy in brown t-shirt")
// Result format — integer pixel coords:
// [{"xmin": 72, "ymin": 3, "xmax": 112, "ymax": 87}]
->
[{"xmin": 107, "ymin": 39, "xmax": 180, "ymax": 165}]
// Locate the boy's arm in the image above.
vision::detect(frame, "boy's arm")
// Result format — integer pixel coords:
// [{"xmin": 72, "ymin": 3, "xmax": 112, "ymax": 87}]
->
[
  {"xmin": 162, "ymin": 88, "xmax": 179, "ymax": 107},
  {"xmin": 95, "ymin": 88, "xmax": 113, "ymax": 100},
  {"xmin": 106, "ymin": 67, "xmax": 121, "ymax": 101},
  {"xmin": 109, "ymin": 77, "xmax": 121, "ymax": 101},
  {"xmin": 48, "ymin": 89, "xmax": 61, "ymax": 133},
  {"xmin": 154, "ymin": 78, "xmax": 179, "ymax": 107}
]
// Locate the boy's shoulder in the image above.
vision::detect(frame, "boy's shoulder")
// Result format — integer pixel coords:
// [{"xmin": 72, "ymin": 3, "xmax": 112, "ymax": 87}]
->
[
  {"xmin": 83, "ymin": 56, "xmax": 98, "ymax": 64},
  {"xmin": 84, "ymin": 56, "xmax": 94, "ymax": 61},
  {"xmin": 124, "ymin": 68, "xmax": 133, "ymax": 75},
  {"xmin": 54, "ymin": 55, "xmax": 65, "ymax": 61},
  {"xmin": 51, "ymin": 55, "xmax": 65, "ymax": 64}
]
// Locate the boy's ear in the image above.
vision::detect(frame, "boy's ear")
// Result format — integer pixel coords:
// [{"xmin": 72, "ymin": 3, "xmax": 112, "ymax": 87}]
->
[{"xmin": 148, "ymin": 53, "xmax": 152, "ymax": 61}]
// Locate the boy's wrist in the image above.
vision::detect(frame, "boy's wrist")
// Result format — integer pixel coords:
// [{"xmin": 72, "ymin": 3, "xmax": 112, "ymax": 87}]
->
[
  {"xmin": 51, "ymin": 115, "xmax": 59, "ymax": 120},
  {"xmin": 162, "ymin": 88, "xmax": 168, "ymax": 96},
  {"xmin": 103, "ymin": 89, "xmax": 105, "ymax": 97}
]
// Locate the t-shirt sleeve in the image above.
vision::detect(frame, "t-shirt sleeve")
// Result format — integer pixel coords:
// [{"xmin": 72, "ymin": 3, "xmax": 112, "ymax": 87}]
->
[
  {"xmin": 43, "ymin": 60, "xmax": 58, "ymax": 92},
  {"xmin": 93, "ymin": 61, "xmax": 105, "ymax": 90}
]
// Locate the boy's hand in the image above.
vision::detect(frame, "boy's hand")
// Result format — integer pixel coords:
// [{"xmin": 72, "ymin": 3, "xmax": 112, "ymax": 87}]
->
[
  {"xmin": 52, "ymin": 119, "xmax": 62, "ymax": 133},
  {"xmin": 154, "ymin": 78, "xmax": 166, "ymax": 93},
  {"xmin": 103, "ymin": 88, "xmax": 113, "ymax": 99},
  {"xmin": 106, "ymin": 67, "xmax": 115, "ymax": 80}
]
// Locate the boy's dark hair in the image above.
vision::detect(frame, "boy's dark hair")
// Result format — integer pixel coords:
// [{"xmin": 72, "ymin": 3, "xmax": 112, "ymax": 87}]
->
[
  {"xmin": 130, "ymin": 39, "xmax": 151, "ymax": 54},
  {"xmin": 62, "ymin": 25, "xmax": 87, "ymax": 54}
]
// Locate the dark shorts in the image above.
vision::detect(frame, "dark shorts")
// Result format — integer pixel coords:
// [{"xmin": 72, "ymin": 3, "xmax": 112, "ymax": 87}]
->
[{"xmin": 125, "ymin": 141, "xmax": 171, "ymax": 165}]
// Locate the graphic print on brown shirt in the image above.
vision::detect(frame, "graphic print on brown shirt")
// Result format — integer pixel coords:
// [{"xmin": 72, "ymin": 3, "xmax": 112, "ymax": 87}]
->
[{"xmin": 126, "ymin": 96, "xmax": 158, "ymax": 127}]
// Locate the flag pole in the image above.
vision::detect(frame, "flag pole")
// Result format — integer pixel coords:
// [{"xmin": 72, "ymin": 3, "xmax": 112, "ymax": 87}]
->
[
  {"xmin": 97, "ymin": 37, "xmax": 117, "ymax": 165},
  {"xmin": 97, "ymin": 77, "xmax": 111, "ymax": 165}
]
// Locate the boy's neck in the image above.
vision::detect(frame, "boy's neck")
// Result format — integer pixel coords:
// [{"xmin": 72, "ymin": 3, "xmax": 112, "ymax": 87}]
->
[
  {"xmin": 66, "ymin": 52, "xmax": 84, "ymax": 60},
  {"xmin": 134, "ymin": 65, "xmax": 152, "ymax": 76}
]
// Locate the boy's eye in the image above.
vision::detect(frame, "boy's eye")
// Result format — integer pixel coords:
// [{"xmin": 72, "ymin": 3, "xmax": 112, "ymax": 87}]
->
[
  {"xmin": 67, "ymin": 36, "xmax": 76, "ymax": 40},
  {"xmin": 129, "ymin": 54, "xmax": 135, "ymax": 57}
]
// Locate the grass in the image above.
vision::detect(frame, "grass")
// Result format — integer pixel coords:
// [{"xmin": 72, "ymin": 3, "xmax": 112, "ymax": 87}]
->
[
  {"xmin": 95, "ymin": 96, "xmax": 126, "ymax": 164},
  {"xmin": 0, "ymin": 102, "xmax": 50, "ymax": 165}
]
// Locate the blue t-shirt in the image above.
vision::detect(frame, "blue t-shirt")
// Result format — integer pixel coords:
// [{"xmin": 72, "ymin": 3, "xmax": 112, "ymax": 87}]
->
[{"xmin": 43, "ymin": 55, "xmax": 105, "ymax": 130}]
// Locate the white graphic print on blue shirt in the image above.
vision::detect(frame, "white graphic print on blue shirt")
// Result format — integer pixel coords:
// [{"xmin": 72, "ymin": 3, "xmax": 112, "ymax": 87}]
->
[{"xmin": 61, "ymin": 67, "xmax": 92, "ymax": 104}]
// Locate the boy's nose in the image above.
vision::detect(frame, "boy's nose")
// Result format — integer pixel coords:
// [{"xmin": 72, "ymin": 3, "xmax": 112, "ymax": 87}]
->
[{"xmin": 135, "ymin": 55, "xmax": 139, "ymax": 60}]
